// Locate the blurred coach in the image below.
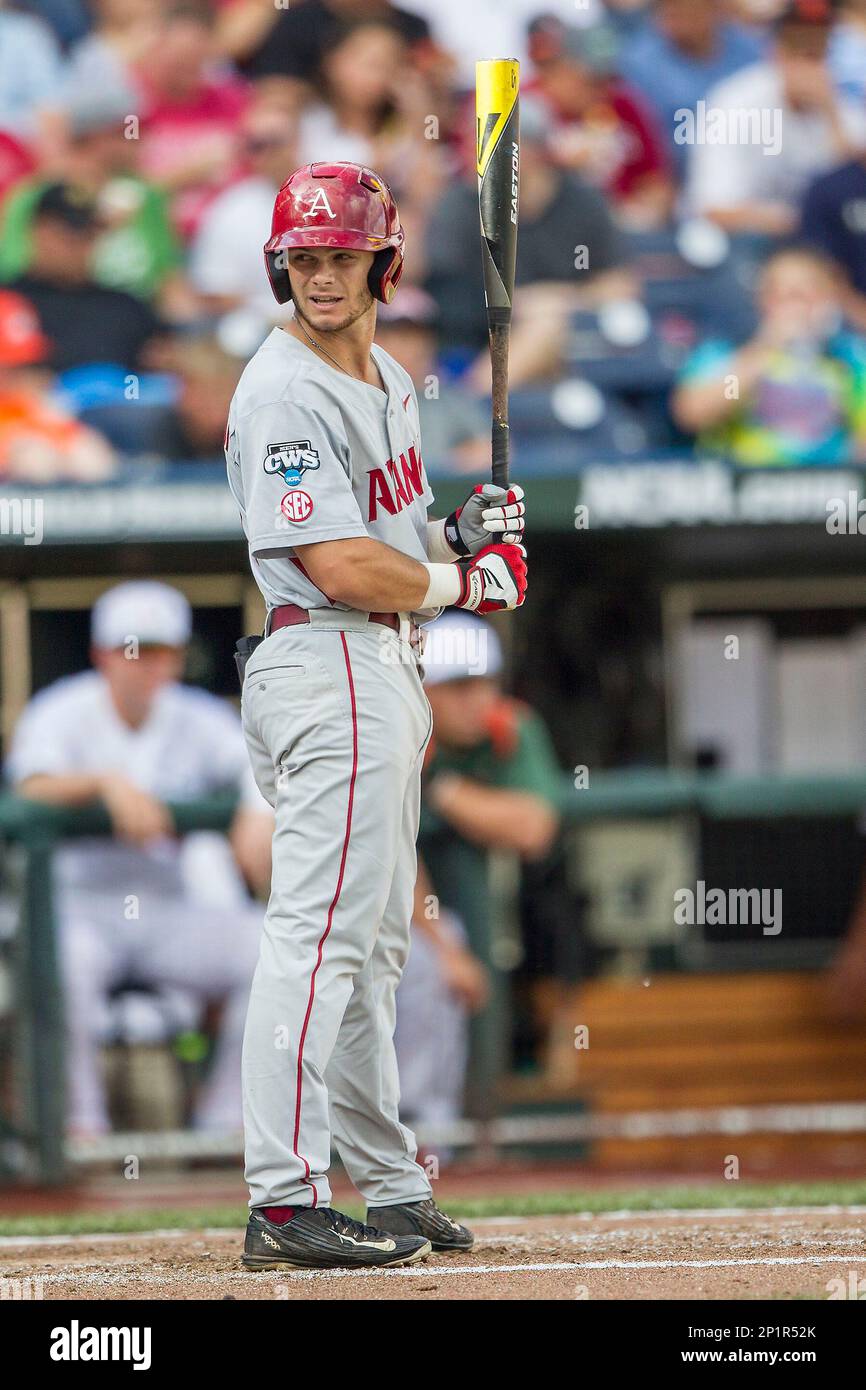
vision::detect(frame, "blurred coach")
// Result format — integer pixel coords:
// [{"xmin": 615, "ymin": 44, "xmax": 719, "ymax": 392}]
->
[
  {"xmin": 5, "ymin": 581, "xmax": 271, "ymax": 1137},
  {"xmin": 394, "ymin": 611, "xmax": 562, "ymax": 1127}
]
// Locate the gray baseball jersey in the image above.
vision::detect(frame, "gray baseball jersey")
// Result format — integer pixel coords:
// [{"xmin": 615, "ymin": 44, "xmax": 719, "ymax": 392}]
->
[{"xmin": 226, "ymin": 327, "xmax": 436, "ymax": 619}]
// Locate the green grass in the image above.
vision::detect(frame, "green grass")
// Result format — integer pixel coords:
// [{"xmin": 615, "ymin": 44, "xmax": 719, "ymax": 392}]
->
[
  {"xmin": 2, "ymin": 1179, "xmax": 866, "ymax": 1240},
  {"xmin": 447, "ymin": 1181, "xmax": 866, "ymax": 1220}
]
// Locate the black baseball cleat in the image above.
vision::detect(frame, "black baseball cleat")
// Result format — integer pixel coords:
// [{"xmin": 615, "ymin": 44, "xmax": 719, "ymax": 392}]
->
[
  {"xmin": 242, "ymin": 1205, "xmax": 432, "ymax": 1271},
  {"xmin": 366, "ymin": 1198, "xmax": 475, "ymax": 1252}
]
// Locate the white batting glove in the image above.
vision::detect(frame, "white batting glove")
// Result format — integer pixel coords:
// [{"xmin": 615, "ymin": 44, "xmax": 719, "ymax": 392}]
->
[{"xmin": 445, "ymin": 483, "xmax": 526, "ymax": 557}]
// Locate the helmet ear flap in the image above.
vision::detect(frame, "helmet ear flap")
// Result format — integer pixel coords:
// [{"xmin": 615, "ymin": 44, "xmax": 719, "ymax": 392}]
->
[
  {"xmin": 369, "ymin": 246, "xmax": 404, "ymax": 304},
  {"xmin": 264, "ymin": 249, "xmax": 292, "ymax": 305}
]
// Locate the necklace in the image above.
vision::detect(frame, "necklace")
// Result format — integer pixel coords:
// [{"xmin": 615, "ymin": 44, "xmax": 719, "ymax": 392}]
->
[{"xmin": 295, "ymin": 314, "xmax": 355, "ymax": 379}]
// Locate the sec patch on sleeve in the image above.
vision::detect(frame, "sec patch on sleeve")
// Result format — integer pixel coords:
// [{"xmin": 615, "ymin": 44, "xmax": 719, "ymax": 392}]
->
[
  {"xmin": 264, "ymin": 440, "xmax": 321, "ymax": 487},
  {"xmin": 280, "ymin": 490, "xmax": 314, "ymax": 522}
]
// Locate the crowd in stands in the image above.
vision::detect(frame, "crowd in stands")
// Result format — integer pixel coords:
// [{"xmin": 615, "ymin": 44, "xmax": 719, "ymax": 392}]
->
[{"xmin": 4, "ymin": 0, "xmax": 866, "ymax": 478}]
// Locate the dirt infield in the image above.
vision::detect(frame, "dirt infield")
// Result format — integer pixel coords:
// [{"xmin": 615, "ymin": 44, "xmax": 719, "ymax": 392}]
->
[{"xmin": 2, "ymin": 1207, "xmax": 864, "ymax": 1300}]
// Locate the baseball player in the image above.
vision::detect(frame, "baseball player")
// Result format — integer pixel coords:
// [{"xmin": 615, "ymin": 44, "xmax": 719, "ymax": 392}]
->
[{"xmin": 227, "ymin": 161, "xmax": 528, "ymax": 1270}]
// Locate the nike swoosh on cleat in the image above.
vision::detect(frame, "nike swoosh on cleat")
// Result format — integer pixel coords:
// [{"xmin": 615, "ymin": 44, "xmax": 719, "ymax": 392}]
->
[{"xmin": 333, "ymin": 1233, "xmax": 397, "ymax": 1251}]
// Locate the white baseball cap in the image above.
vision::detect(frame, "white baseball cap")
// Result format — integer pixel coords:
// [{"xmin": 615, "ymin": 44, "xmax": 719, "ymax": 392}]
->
[
  {"xmin": 422, "ymin": 611, "xmax": 502, "ymax": 686},
  {"xmin": 91, "ymin": 582, "xmax": 192, "ymax": 650}
]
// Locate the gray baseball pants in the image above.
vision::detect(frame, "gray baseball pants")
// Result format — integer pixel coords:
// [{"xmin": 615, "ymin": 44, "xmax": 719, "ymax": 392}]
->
[{"xmin": 240, "ymin": 610, "xmax": 434, "ymax": 1210}]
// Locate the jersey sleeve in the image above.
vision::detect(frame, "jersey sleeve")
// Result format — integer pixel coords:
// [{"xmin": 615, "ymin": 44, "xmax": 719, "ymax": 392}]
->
[
  {"xmin": 233, "ymin": 399, "xmax": 369, "ymax": 555},
  {"xmin": 497, "ymin": 710, "xmax": 562, "ymax": 808},
  {"xmin": 5, "ymin": 690, "xmax": 77, "ymax": 783}
]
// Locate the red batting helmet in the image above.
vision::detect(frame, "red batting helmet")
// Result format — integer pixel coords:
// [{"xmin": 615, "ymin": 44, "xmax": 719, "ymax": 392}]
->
[{"xmin": 264, "ymin": 162, "xmax": 405, "ymax": 306}]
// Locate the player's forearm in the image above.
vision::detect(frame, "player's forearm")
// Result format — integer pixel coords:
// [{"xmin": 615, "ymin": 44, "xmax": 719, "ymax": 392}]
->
[
  {"xmin": 672, "ymin": 342, "xmax": 768, "ymax": 432},
  {"xmin": 229, "ymin": 808, "xmax": 274, "ymax": 899},
  {"xmin": 293, "ymin": 536, "xmax": 443, "ymax": 611},
  {"xmin": 16, "ymin": 772, "xmax": 114, "ymax": 806},
  {"xmin": 428, "ymin": 775, "xmax": 559, "ymax": 859}
]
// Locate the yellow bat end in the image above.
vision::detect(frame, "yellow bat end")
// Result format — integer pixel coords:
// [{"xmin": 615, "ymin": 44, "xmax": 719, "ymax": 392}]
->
[{"xmin": 476, "ymin": 58, "xmax": 520, "ymax": 179}]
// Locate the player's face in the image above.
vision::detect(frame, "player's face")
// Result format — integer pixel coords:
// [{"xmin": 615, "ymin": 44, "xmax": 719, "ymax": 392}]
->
[
  {"xmin": 93, "ymin": 645, "xmax": 186, "ymax": 723},
  {"xmin": 427, "ymin": 678, "xmax": 500, "ymax": 747},
  {"xmin": 288, "ymin": 248, "xmax": 376, "ymax": 334},
  {"xmin": 759, "ymin": 256, "xmax": 839, "ymax": 337}
]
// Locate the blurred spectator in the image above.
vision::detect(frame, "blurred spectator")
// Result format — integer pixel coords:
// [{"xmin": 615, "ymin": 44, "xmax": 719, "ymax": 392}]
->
[
  {"xmin": 671, "ymin": 246, "xmax": 866, "ymax": 465},
  {"xmin": 16, "ymin": 0, "xmax": 91, "ymax": 50},
  {"xmin": 396, "ymin": 611, "xmax": 561, "ymax": 1127},
  {"xmin": 63, "ymin": 0, "xmax": 158, "ymax": 118},
  {"xmin": 799, "ymin": 145, "xmax": 866, "ymax": 332},
  {"xmin": 602, "ymin": 0, "xmax": 656, "ymax": 40},
  {"xmin": 0, "ymin": 289, "xmax": 115, "ymax": 482},
  {"xmin": 400, "ymin": 0, "xmax": 605, "ymax": 88},
  {"xmin": 0, "ymin": 130, "xmax": 36, "ymax": 203},
  {"xmin": 729, "ymin": 0, "xmax": 789, "ymax": 21},
  {"xmin": 188, "ymin": 101, "xmax": 298, "ymax": 321},
  {"xmin": 426, "ymin": 97, "xmax": 637, "ymax": 387},
  {"xmin": 137, "ymin": 0, "xmax": 250, "ymax": 241},
  {"xmin": 298, "ymin": 18, "xmax": 407, "ymax": 166},
  {"xmin": 421, "ymin": 613, "xmax": 561, "ymax": 858},
  {"xmin": 0, "ymin": 0, "xmax": 64, "ymax": 144},
  {"xmin": 155, "ymin": 336, "xmax": 244, "ymax": 461},
  {"xmin": 395, "ymin": 854, "xmax": 489, "ymax": 1136},
  {"xmin": 5, "ymin": 581, "xmax": 270, "ymax": 1137},
  {"xmin": 529, "ymin": 16, "xmax": 674, "ymax": 228},
  {"xmin": 297, "ymin": 19, "xmax": 446, "ymax": 216},
  {"xmin": 218, "ymin": 0, "xmax": 430, "ymax": 89},
  {"xmin": 7, "ymin": 183, "xmax": 164, "ymax": 372},
  {"xmin": 829, "ymin": 0, "xmax": 866, "ymax": 104},
  {"xmin": 619, "ymin": 0, "xmax": 767, "ymax": 180},
  {"xmin": 1, "ymin": 90, "xmax": 186, "ymax": 316},
  {"xmin": 375, "ymin": 288, "xmax": 489, "ymax": 475},
  {"xmin": 685, "ymin": 0, "xmax": 866, "ymax": 237}
]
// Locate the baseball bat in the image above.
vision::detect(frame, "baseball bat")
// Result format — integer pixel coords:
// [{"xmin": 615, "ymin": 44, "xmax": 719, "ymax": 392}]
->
[{"xmin": 476, "ymin": 58, "xmax": 520, "ymax": 488}]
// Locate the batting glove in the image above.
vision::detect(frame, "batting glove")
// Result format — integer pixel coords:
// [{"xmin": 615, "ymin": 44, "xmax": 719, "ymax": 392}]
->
[
  {"xmin": 454, "ymin": 541, "xmax": 528, "ymax": 613},
  {"xmin": 445, "ymin": 483, "xmax": 526, "ymax": 557}
]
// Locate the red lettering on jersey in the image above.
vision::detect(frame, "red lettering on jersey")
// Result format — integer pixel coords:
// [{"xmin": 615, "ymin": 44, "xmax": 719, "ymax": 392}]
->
[
  {"xmin": 368, "ymin": 467, "xmax": 397, "ymax": 521},
  {"xmin": 387, "ymin": 457, "xmax": 411, "ymax": 508},
  {"xmin": 400, "ymin": 445, "xmax": 424, "ymax": 501}
]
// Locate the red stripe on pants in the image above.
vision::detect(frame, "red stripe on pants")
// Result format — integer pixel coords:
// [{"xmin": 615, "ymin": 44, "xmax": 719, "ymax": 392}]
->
[{"xmin": 291, "ymin": 632, "xmax": 359, "ymax": 1206}]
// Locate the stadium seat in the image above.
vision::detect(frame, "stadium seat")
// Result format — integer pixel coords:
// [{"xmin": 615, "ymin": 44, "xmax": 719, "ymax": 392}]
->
[
  {"xmin": 509, "ymin": 382, "xmax": 651, "ymax": 471},
  {"xmin": 624, "ymin": 228, "xmax": 759, "ymax": 343},
  {"xmin": 57, "ymin": 365, "xmax": 178, "ymax": 456},
  {"xmin": 565, "ymin": 309, "xmax": 685, "ymax": 393}
]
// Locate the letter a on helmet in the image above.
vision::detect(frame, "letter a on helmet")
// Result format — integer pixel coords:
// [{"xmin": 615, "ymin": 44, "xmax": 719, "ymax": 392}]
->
[
  {"xmin": 264, "ymin": 162, "xmax": 405, "ymax": 305},
  {"xmin": 303, "ymin": 188, "xmax": 337, "ymax": 221}
]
